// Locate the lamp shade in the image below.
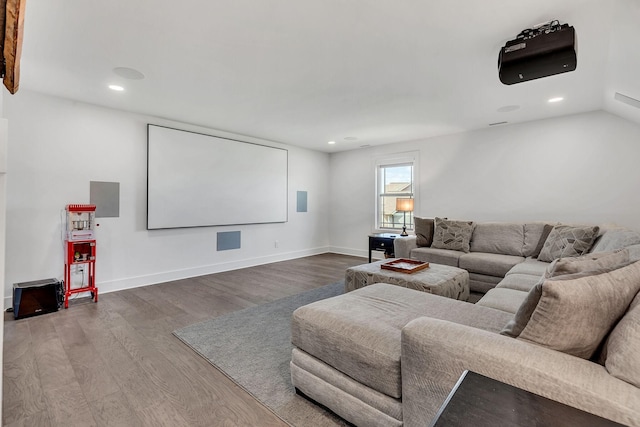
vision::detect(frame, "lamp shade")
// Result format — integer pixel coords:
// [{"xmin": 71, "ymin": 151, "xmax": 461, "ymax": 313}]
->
[{"xmin": 396, "ymin": 198, "xmax": 414, "ymax": 212}]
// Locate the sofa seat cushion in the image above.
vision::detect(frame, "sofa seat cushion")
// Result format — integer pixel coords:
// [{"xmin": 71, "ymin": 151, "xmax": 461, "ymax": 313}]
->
[
  {"xmin": 468, "ymin": 273, "xmax": 502, "ymax": 293},
  {"xmin": 497, "ymin": 273, "xmax": 542, "ymax": 292},
  {"xmin": 506, "ymin": 257, "xmax": 550, "ymax": 277},
  {"xmin": 469, "ymin": 222, "xmax": 525, "ymax": 256},
  {"xmin": 291, "ymin": 283, "xmax": 513, "ymax": 399},
  {"xmin": 477, "ymin": 288, "xmax": 528, "ymax": 314},
  {"xmin": 459, "ymin": 252, "xmax": 525, "ymax": 277},
  {"xmin": 410, "ymin": 247, "xmax": 462, "ymax": 267}
]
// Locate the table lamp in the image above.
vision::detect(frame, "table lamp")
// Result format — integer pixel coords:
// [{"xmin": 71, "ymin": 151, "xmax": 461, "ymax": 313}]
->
[{"xmin": 396, "ymin": 198, "xmax": 414, "ymax": 236}]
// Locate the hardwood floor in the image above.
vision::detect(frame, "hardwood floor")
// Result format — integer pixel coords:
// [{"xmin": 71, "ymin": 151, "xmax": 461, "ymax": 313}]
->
[{"xmin": 2, "ymin": 253, "xmax": 366, "ymax": 427}]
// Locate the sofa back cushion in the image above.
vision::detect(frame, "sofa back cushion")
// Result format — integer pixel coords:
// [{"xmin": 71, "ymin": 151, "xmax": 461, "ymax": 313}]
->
[
  {"xmin": 523, "ymin": 222, "xmax": 551, "ymax": 257},
  {"xmin": 544, "ymin": 249, "xmax": 630, "ymax": 277},
  {"xmin": 605, "ymin": 291, "xmax": 640, "ymax": 388},
  {"xmin": 431, "ymin": 218, "xmax": 474, "ymax": 253},
  {"xmin": 469, "ymin": 222, "xmax": 525, "ymax": 256},
  {"xmin": 528, "ymin": 224, "xmax": 555, "ymax": 258},
  {"xmin": 591, "ymin": 228, "xmax": 640, "ymax": 253},
  {"xmin": 517, "ymin": 260, "xmax": 640, "ymax": 359}
]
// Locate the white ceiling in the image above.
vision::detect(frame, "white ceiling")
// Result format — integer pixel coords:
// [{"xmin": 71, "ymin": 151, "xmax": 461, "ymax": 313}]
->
[{"xmin": 17, "ymin": 0, "xmax": 640, "ymax": 152}]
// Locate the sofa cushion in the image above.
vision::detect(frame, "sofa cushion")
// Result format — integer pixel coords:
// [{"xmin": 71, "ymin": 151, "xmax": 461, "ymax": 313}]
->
[
  {"xmin": 501, "ymin": 250, "xmax": 631, "ymax": 339},
  {"xmin": 476, "ymin": 288, "xmax": 527, "ymax": 314},
  {"xmin": 414, "ymin": 217, "xmax": 435, "ymax": 247},
  {"xmin": 410, "ymin": 247, "xmax": 462, "ymax": 267},
  {"xmin": 538, "ymin": 225, "xmax": 600, "ymax": 262},
  {"xmin": 468, "ymin": 273, "xmax": 502, "ymax": 293},
  {"xmin": 505, "ymin": 257, "xmax": 550, "ymax": 277},
  {"xmin": 496, "ymin": 273, "xmax": 542, "ymax": 292},
  {"xmin": 544, "ymin": 249, "xmax": 629, "ymax": 278},
  {"xmin": 629, "ymin": 244, "xmax": 640, "ymax": 262},
  {"xmin": 517, "ymin": 260, "xmax": 640, "ymax": 359},
  {"xmin": 605, "ymin": 292, "xmax": 640, "ymax": 388},
  {"xmin": 591, "ymin": 228, "xmax": 640, "ymax": 253},
  {"xmin": 291, "ymin": 283, "xmax": 513, "ymax": 399},
  {"xmin": 459, "ymin": 252, "xmax": 525, "ymax": 277},
  {"xmin": 530, "ymin": 224, "xmax": 554, "ymax": 258},
  {"xmin": 431, "ymin": 218, "xmax": 474, "ymax": 253},
  {"xmin": 522, "ymin": 222, "xmax": 548, "ymax": 257},
  {"xmin": 469, "ymin": 222, "xmax": 525, "ymax": 256}
]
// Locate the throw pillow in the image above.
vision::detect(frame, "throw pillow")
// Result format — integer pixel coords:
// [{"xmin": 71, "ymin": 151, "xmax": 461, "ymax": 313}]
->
[
  {"xmin": 517, "ymin": 260, "xmax": 640, "ymax": 359},
  {"xmin": 531, "ymin": 224, "xmax": 554, "ymax": 258},
  {"xmin": 537, "ymin": 225, "xmax": 600, "ymax": 262},
  {"xmin": 501, "ymin": 249, "xmax": 631, "ymax": 338},
  {"xmin": 414, "ymin": 217, "xmax": 435, "ymax": 247},
  {"xmin": 431, "ymin": 218, "xmax": 474, "ymax": 253},
  {"xmin": 605, "ymin": 292, "xmax": 640, "ymax": 388}
]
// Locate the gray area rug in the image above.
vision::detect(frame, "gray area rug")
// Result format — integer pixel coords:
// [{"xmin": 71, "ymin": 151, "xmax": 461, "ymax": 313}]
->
[{"xmin": 173, "ymin": 282, "xmax": 349, "ymax": 427}]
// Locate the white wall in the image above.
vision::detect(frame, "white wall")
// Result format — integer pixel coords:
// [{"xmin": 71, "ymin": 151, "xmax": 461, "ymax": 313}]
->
[
  {"xmin": 2, "ymin": 90, "xmax": 331, "ymax": 306},
  {"xmin": 0, "ymin": 88, "xmax": 6, "ymax": 422},
  {"xmin": 330, "ymin": 111, "xmax": 640, "ymax": 257}
]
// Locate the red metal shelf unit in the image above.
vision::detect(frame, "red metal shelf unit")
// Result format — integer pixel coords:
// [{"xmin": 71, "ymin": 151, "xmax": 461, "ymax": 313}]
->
[{"xmin": 64, "ymin": 204, "xmax": 98, "ymax": 308}]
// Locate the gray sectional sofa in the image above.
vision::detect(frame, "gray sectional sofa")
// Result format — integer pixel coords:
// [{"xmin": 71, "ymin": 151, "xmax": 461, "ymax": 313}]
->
[
  {"xmin": 396, "ymin": 220, "xmax": 551, "ymax": 293},
  {"xmin": 290, "ymin": 220, "xmax": 640, "ymax": 427},
  {"xmin": 395, "ymin": 219, "xmax": 640, "ymax": 313}
]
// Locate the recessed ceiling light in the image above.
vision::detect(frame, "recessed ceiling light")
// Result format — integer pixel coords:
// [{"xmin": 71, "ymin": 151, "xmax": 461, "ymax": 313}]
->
[
  {"xmin": 108, "ymin": 84, "xmax": 124, "ymax": 92},
  {"xmin": 327, "ymin": 141, "xmax": 336, "ymax": 145},
  {"xmin": 548, "ymin": 97, "xmax": 564, "ymax": 103},
  {"xmin": 113, "ymin": 67, "xmax": 145, "ymax": 80}
]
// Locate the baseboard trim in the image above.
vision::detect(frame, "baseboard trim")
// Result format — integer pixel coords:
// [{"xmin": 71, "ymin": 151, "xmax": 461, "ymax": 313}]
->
[
  {"xmin": 3, "ymin": 247, "xmax": 331, "ymax": 308},
  {"xmin": 329, "ymin": 246, "xmax": 385, "ymax": 260}
]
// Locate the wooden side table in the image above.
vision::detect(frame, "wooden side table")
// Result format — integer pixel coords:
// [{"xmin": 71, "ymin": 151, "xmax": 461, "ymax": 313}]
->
[
  {"xmin": 430, "ymin": 370, "xmax": 625, "ymax": 427},
  {"xmin": 368, "ymin": 233, "xmax": 398, "ymax": 262}
]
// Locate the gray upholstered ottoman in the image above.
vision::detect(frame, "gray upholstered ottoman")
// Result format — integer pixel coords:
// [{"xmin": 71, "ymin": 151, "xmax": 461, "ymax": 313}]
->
[{"xmin": 345, "ymin": 259, "xmax": 470, "ymax": 301}]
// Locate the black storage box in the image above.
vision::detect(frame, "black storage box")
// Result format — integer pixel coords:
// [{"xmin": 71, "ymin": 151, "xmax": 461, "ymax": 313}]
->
[{"xmin": 12, "ymin": 278, "xmax": 62, "ymax": 319}]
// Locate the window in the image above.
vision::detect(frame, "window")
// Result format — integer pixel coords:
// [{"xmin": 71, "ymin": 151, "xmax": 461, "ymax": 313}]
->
[{"xmin": 375, "ymin": 154, "xmax": 417, "ymax": 231}]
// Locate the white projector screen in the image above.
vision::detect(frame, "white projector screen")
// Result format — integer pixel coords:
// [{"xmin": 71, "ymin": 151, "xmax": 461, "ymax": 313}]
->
[{"xmin": 147, "ymin": 125, "xmax": 288, "ymax": 229}]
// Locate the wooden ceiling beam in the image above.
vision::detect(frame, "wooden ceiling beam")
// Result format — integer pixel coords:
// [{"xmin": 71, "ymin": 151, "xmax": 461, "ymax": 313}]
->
[
  {"xmin": 0, "ymin": 2, "xmax": 6, "ymax": 61},
  {"xmin": 3, "ymin": 0, "xmax": 26, "ymax": 94}
]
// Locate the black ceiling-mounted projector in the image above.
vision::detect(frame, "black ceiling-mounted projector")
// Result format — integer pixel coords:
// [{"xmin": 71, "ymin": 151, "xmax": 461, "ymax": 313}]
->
[{"xmin": 498, "ymin": 20, "xmax": 576, "ymax": 85}]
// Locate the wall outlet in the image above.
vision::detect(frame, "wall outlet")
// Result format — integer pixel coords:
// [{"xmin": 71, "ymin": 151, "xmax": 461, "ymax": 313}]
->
[{"xmin": 274, "ymin": 240, "xmax": 279, "ymax": 248}]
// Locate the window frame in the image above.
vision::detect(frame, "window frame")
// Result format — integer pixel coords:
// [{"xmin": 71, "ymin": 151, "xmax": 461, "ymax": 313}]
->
[{"xmin": 374, "ymin": 152, "xmax": 419, "ymax": 232}]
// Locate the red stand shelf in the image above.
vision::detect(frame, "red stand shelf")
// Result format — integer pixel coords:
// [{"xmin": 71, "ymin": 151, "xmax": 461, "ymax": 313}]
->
[{"xmin": 64, "ymin": 239, "xmax": 98, "ymax": 308}]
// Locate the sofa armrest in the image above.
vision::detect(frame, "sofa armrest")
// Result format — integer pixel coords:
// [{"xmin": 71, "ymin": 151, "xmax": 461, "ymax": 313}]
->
[
  {"xmin": 401, "ymin": 317, "xmax": 640, "ymax": 427},
  {"xmin": 394, "ymin": 236, "xmax": 417, "ymax": 258}
]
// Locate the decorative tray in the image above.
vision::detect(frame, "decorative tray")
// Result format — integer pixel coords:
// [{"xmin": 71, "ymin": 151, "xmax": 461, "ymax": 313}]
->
[{"xmin": 381, "ymin": 258, "xmax": 430, "ymax": 274}]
